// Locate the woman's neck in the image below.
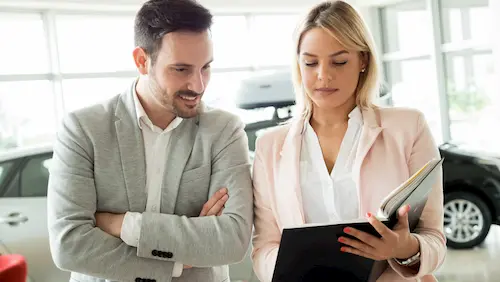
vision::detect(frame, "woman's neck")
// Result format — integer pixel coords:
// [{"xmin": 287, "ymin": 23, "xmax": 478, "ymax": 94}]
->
[{"xmin": 310, "ymin": 101, "xmax": 356, "ymax": 130}]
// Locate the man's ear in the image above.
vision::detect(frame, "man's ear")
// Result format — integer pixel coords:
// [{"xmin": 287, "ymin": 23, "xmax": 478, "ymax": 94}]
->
[{"xmin": 133, "ymin": 47, "xmax": 149, "ymax": 75}]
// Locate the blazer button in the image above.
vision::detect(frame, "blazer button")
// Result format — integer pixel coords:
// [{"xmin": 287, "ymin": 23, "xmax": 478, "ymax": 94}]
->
[
  {"xmin": 152, "ymin": 250, "xmax": 158, "ymax": 257},
  {"xmin": 166, "ymin": 251, "xmax": 173, "ymax": 258}
]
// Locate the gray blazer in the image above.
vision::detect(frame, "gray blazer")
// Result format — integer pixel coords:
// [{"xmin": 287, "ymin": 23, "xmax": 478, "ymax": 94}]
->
[{"xmin": 47, "ymin": 82, "xmax": 254, "ymax": 282}]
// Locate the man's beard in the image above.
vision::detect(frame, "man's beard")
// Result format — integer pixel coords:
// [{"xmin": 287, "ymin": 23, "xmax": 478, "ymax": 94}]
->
[{"xmin": 149, "ymin": 76, "xmax": 203, "ymax": 118}]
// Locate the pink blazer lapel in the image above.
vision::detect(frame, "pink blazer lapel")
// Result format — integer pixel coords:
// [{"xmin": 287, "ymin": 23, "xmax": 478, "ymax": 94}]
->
[
  {"xmin": 275, "ymin": 118, "xmax": 306, "ymax": 227},
  {"xmin": 353, "ymin": 107, "xmax": 383, "ymax": 216}
]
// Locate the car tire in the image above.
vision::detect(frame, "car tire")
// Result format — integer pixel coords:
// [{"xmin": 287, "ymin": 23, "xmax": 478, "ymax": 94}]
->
[{"xmin": 443, "ymin": 191, "xmax": 492, "ymax": 249}]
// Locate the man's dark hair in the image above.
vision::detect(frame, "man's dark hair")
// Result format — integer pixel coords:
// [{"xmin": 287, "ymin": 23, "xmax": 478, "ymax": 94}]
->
[{"xmin": 134, "ymin": 0, "xmax": 213, "ymax": 64}]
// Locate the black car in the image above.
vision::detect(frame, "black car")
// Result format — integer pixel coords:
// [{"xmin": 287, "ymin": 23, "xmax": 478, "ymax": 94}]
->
[{"xmin": 439, "ymin": 143, "xmax": 500, "ymax": 249}]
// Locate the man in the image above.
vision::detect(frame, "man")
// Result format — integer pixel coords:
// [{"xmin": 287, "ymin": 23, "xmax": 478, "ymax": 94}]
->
[{"xmin": 47, "ymin": 0, "xmax": 253, "ymax": 281}]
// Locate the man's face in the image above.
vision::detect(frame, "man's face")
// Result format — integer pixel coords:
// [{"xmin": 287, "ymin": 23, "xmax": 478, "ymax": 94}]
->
[{"xmin": 147, "ymin": 30, "xmax": 213, "ymax": 118}]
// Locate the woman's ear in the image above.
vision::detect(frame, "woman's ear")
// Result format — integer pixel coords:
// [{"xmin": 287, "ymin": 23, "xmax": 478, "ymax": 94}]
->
[{"xmin": 360, "ymin": 51, "xmax": 369, "ymax": 72}]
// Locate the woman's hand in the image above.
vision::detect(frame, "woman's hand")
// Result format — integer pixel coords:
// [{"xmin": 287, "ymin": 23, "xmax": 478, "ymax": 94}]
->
[{"xmin": 338, "ymin": 204, "xmax": 420, "ymax": 261}]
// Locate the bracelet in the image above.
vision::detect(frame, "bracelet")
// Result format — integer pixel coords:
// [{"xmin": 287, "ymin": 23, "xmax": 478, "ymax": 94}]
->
[{"xmin": 395, "ymin": 251, "xmax": 420, "ymax": 266}]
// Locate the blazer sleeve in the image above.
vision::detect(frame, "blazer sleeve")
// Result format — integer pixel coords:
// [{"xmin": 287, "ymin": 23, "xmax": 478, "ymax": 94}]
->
[
  {"xmin": 388, "ymin": 111, "xmax": 447, "ymax": 279},
  {"xmin": 251, "ymin": 137, "xmax": 282, "ymax": 282},
  {"xmin": 47, "ymin": 113, "xmax": 176, "ymax": 282}
]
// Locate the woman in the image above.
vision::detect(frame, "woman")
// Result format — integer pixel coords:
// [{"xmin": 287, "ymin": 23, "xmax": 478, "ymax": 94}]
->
[{"xmin": 251, "ymin": 1, "xmax": 446, "ymax": 282}]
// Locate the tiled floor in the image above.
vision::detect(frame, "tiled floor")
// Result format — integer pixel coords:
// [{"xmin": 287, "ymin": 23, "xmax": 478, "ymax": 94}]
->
[{"xmin": 435, "ymin": 225, "xmax": 500, "ymax": 282}]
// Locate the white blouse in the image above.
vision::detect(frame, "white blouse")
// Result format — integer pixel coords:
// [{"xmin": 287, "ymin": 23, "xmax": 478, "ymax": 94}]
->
[{"xmin": 300, "ymin": 107, "xmax": 363, "ymax": 224}]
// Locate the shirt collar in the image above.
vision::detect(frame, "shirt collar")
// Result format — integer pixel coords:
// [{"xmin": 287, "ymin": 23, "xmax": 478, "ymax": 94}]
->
[
  {"xmin": 304, "ymin": 106, "xmax": 364, "ymax": 130},
  {"xmin": 133, "ymin": 83, "xmax": 183, "ymax": 132}
]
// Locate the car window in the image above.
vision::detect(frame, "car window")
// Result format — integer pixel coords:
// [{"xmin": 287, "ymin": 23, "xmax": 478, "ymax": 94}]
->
[
  {"xmin": 20, "ymin": 153, "xmax": 52, "ymax": 197},
  {"xmin": 0, "ymin": 161, "xmax": 14, "ymax": 189}
]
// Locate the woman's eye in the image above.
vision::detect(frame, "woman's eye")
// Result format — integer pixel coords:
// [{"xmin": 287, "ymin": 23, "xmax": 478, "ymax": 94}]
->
[
  {"xmin": 334, "ymin": 61, "xmax": 348, "ymax": 66},
  {"xmin": 304, "ymin": 62, "xmax": 317, "ymax": 67}
]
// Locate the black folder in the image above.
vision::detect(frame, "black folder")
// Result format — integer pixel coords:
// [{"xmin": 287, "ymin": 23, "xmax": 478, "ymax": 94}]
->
[{"xmin": 271, "ymin": 158, "xmax": 444, "ymax": 282}]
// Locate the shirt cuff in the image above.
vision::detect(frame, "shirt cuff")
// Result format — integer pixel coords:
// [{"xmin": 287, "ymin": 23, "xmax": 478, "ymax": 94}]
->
[
  {"xmin": 120, "ymin": 212, "xmax": 142, "ymax": 247},
  {"xmin": 172, "ymin": 263, "xmax": 183, "ymax": 277}
]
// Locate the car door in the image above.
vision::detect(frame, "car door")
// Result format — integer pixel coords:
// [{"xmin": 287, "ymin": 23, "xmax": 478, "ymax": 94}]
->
[{"xmin": 0, "ymin": 152, "xmax": 70, "ymax": 282}]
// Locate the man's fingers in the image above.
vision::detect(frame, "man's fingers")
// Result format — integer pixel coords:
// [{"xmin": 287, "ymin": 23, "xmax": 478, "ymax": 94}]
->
[
  {"xmin": 199, "ymin": 188, "xmax": 228, "ymax": 216},
  {"xmin": 217, "ymin": 206, "xmax": 225, "ymax": 216},
  {"xmin": 206, "ymin": 194, "xmax": 229, "ymax": 216}
]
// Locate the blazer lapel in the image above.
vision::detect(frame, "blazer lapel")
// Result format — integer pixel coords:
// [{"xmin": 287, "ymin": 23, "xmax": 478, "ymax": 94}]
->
[
  {"xmin": 115, "ymin": 85, "xmax": 147, "ymax": 212},
  {"xmin": 161, "ymin": 117, "xmax": 198, "ymax": 214},
  {"xmin": 276, "ymin": 118, "xmax": 306, "ymax": 226},
  {"xmin": 353, "ymin": 107, "xmax": 383, "ymax": 215}
]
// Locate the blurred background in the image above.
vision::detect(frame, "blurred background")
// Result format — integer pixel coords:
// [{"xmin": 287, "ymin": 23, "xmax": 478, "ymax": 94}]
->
[{"xmin": 0, "ymin": 0, "xmax": 499, "ymax": 281}]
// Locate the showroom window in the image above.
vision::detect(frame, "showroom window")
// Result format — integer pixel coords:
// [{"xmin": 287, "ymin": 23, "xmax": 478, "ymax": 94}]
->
[
  {"xmin": 248, "ymin": 14, "xmax": 300, "ymax": 67},
  {"xmin": 0, "ymin": 80, "xmax": 56, "ymax": 150},
  {"xmin": 62, "ymin": 77, "xmax": 134, "ymax": 112},
  {"xmin": 55, "ymin": 14, "xmax": 136, "ymax": 73},
  {"xmin": 211, "ymin": 15, "xmax": 251, "ymax": 69},
  {"xmin": 380, "ymin": 0, "xmax": 443, "ymax": 143},
  {"xmin": 379, "ymin": 0, "xmax": 498, "ymax": 153},
  {"xmin": 0, "ymin": 12, "xmax": 49, "ymax": 75},
  {"xmin": 439, "ymin": 0, "xmax": 497, "ymax": 152},
  {"xmin": 0, "ymin": 8, "xmax": 300, "ymax": 154}
]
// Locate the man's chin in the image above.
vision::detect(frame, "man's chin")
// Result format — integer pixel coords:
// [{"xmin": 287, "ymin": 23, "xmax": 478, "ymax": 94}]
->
[{"xmin": 175, "ymin": 105, "xmax": 200, "ymax": 119}]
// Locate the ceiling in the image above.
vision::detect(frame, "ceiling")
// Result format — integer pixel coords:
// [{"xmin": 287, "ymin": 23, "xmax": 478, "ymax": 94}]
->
[{"xmin": 0, "ymin": 0, "xmax": 412, "ymax": 12}]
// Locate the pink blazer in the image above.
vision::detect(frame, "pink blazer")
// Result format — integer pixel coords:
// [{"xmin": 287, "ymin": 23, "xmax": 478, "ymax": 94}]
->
[{"xmin": 251, "ymin": 107, "xmax": 446, "ymax": 282}]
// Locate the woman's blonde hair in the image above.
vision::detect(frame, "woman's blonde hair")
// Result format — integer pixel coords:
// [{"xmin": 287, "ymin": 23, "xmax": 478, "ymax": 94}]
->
[{"xmin": 292, "ymin": 0, "xmax": 380, "ymax": 119}]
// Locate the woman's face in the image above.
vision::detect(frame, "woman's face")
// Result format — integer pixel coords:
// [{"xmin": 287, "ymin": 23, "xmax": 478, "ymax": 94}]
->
[{"xmin": 298, "ymin": 27, "xmax": 366, "ymax": 111}]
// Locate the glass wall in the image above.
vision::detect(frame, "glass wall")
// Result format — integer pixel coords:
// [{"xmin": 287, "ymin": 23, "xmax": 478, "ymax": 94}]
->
[
  {"xmin": 380, "ymin": 0, "xmax": 497, "ymax": 153},
  {"xmin": 0, "ymin": 9, "xmax": 298, "ymax": 153}
]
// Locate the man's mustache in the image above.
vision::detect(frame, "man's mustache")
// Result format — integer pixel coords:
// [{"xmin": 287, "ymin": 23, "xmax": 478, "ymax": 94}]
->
[{"xmin": 176, "ymin": 90, "xmax": 203, "ymax": 97}]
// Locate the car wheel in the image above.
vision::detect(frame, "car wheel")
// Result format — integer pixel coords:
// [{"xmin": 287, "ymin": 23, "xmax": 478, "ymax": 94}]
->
[{"xmin": 443, "ymin": 191, "xmax": 492, "ymax": 249}]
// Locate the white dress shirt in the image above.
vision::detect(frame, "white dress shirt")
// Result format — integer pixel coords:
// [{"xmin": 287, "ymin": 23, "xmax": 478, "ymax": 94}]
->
[
  {"xmin": 300, "ymin": 107, "xmax": 363, "ymax": 224},
  {"xmin": 120, "ymin": 88, "xmax": 184, "ymax": 277}
]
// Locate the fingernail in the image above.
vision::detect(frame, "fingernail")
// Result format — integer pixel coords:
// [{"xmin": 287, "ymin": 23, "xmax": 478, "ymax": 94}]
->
[
  {"xmin": 220, "ymin": 188, "xmax": 227, "ymax": 193},
  {"xmin": 338, "ymin": 237, "xmax": 345, "ymax": 243},
  {"xmin": 223, "ymin": 194, "xmax": 229, "ymax": 200},
  {"xmin": 366, "ymin": 212, "xmax": 372, "ymax": 218},
  {"xmin": 340, "ymin": 247, "xmax": 347, "ymax": 252},
  {"xmin": 344, "ymin": 227, "xmax": 350, "ymax": 233}
]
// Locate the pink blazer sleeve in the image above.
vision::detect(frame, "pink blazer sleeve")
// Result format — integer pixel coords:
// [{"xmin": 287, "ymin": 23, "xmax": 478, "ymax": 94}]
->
[
  {"xmin": 251, "ymin": 137, "xmax": 282, "ymax": 282},
  {"xmin": 388, "ymin": 112, "xmax": 447, "ymax": 280}
]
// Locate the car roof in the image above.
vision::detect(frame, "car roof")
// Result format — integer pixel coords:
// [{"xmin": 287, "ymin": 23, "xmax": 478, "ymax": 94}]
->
[
  {"xmin": 0, "ymin": 144, "xmax": 53, "ymax": 163},
  {"xmin": 234, "ymin": 70, "xmax": 295, "ymax": 109}
]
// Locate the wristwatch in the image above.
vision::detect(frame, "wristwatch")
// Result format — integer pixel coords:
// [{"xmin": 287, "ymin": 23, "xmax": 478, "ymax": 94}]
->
[{"xmin": 395, "ymin": 251, "xmax": 421, "ymax": 266}]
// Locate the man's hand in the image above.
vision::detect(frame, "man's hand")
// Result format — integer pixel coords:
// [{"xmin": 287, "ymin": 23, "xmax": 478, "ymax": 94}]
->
[
  {"xmin": 95, "ymin": 212, "xmax": 125, "ymax": 238},
  {"xmin": 184, "ymin": 187, "xmax": 229, "ymax": 269},
  {"xmin": 199, "ymin": 187, "xmax": 229, "ymax": 216}
]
